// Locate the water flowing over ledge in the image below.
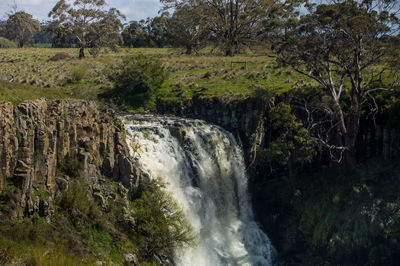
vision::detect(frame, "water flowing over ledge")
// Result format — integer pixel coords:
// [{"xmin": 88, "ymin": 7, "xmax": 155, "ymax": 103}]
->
[{"xmin": 121, "ymin": 114, "xmax": 276, "ymax": 266}]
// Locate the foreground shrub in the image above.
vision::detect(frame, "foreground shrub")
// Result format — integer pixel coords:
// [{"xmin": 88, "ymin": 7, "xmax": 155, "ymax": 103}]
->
[
  {"xmin": 110, "ymin": 53, "xmax": 168, "ymax": 95},
  {"xmin": 131, "ymin": 180, "xmax": 196, "ymax": 262},
  {"xmin": 0, "ymin": 37, "xmax": 17, "ymax": 48}
]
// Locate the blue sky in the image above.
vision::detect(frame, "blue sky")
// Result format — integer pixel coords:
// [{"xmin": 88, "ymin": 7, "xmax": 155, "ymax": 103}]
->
[{"xmin": 0, "ymin": 0, "xmax": 163, "ymax": 22}]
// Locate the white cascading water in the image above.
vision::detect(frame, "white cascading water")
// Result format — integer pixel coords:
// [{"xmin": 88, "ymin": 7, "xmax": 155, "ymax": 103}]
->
[{"xmin": 121, "ymin": 115, "xmax": 276, "ymax": 266}]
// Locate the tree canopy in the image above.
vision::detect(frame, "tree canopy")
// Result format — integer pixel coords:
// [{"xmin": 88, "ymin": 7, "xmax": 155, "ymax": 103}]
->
[
  {"xmin": 122, "ymin": 16, "xmax": 171, "ymax": 48},
  {"xmin": 167, "ymin": 3, "xmax": 210, "ymax": 54},
  {"xmin": 48, "ymin": 0, "xmax": 125, "ymax": 58},
  {"xmin": 5, "ymin": 11, "xmax": 40, "ymax": 48},
  {"xmin": 161, "ymin": 0, "xmax": 302, "ymax": 56},
  {"xmin": 275, "ymin": 0, "xmax": 400, "ymax": 167}
]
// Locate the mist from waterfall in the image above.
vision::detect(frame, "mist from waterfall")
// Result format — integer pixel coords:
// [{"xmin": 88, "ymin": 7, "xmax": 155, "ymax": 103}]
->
[{"xmin": 122, "ymin": 115, "xmax": 276, "ymax": 266}]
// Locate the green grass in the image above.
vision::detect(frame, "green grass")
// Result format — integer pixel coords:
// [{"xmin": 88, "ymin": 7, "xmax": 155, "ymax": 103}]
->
[
  {"xmin": 0, "ymin": 47, "xmax": 309, "ymax": 109},
  {"xmin": 0, "ymin": 80, "xmax": 70, "ymax": 105},
  {"xmin": 2, "ymin": 47, "xmax": 392, "ymax": 111},
  {"xmin": 0, "ymin": 237, "xmax": 98, "ymax": 266}
]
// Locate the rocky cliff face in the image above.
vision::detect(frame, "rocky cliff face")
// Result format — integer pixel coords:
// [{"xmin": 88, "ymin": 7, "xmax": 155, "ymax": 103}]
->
[{"xmin": 0, "ymin": 99, "xmax": 142, "ymax": 220}]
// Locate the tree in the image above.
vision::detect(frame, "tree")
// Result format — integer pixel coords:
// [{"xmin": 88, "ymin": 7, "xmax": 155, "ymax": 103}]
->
[
  {"xmin": 48, "ymin": 0, "xmax": 125, "ymax": 58},
  {"xmin": 263, "ymin": 103, "xmax": 316, "ymax": 175},
  {"xmin": 162, "ymin": 0, "xmax": 301, "ymax": 56},
  {"xmin": 275, "ymin": 0, "xmax": 400, "ymax": 167},
  {"xmin": 5, "ymin": 11, "xmax": 40, "ymax": 48},
  {"xmin": 0, "ymin": 21, "xmax": 7, "ymax": 38},
  {"xmin": 51, "ymin": 26, "xmax": 75, "ymax": 48},
  {"xmin": 131, "ymin": 180, "xmax": 195, "ymax": 261},
  {"xmin": 34, "ymin": 21, "xmax": 55, "ymax": 45},
  {"xmin": 149, "ymin": 15, "xmax": 170, "ymax": 48},
  {"xmin": 167, "ymin": 3, "xmax": 210, "ymax": 54},
  {"xmin": 122, "ymin": 16, "xmax": 171, "ymax": 48},
  {"xmin": 122, "ymin": 21, "xmax": 150, "ymax": 48},
  {"xmin": 87, "ymin": 8, "xmax": 125, "ymax": 56}
]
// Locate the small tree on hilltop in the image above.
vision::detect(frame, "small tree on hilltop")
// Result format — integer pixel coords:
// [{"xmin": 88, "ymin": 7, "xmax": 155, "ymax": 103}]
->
[
  {"xmin": 48, "ymin": 0, "xmax": 125, "ymax": 58},
  {"xmin": 5, "ymin": 11, "xmax": 40, "ymax": 48}
]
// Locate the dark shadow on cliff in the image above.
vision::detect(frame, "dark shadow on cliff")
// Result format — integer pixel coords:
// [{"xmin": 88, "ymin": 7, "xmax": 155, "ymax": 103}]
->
[{"xmin": 252, "ymin": 158, "xmax": 400, "ymax": 266}]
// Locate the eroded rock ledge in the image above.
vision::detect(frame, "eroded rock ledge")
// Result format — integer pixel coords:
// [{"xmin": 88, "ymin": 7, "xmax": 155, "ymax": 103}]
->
[{"xmin": 0, "ymin": 99, "xmax": 142, "ymax": 219}]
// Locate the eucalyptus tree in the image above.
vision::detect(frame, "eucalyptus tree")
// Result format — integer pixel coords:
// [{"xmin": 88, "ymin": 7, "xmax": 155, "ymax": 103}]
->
[
  {"xmin": 5, "ymin": 11, "xmax": 40, "ymax": 48},
  {"xmin": 161, "ymin": 0, "xmax": 300, "ymax": 56},
  {"xmin": 122, "ymin": 17, "xmax": 170, "ymax": 48},
  {"xmin": 275, "ymin": 0, "xmax": 400, "ymax": 167},
  {"xmin": 48, "ymin": 0, "xmax": 125, "ymax": 58},
  {"xmin": 122, "ymin": 21, "xmax": 149, "ymax": 48},
  {"xmin": 168, "ymin": 3, "xmax": 210, "ymax": 54},
  {"xmin": 149, "ymin": 15, "xmax": 171, "ymax": 47}
]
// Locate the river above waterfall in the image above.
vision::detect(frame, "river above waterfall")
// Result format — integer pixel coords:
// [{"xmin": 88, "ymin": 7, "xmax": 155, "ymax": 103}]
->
[{"xmin": 121, "ymin": 115, "xmax": 276, "ymax": 266}]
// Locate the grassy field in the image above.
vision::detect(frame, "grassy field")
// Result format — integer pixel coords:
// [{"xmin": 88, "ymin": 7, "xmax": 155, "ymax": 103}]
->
[{"xmin": 0, "ymin": 47, "xmax": 308, "ymax": 108}]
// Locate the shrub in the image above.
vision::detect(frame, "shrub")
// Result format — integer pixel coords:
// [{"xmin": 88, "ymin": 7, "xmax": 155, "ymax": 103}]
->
[
  {"xmin": 57, "ymin": 154, "xmax": 83, "ymax": 177},
  {"xmin": 88, "ymin": 47, "xmax": 101, "ymax": 58},
  {"xmin": 67, "ymin": 64, "xmax": 88, "ymax": 84},
  {"xmin": 110, "ymin": 53, "xmax": 168, "ymax": 95},
  {"xmin": 131, "ymin": 180, "xmax": 195, "ymax": 261},
  {"xmin": 262, "ymin": 103, "xmax": 316, "ymax": 172},
  {"xmin": 59, "ymin": 178, "xmax": 102, "ymax": 226},
  {"xmin": 0, "ymin": 37, "xmax": 17, "ymax": 48}
]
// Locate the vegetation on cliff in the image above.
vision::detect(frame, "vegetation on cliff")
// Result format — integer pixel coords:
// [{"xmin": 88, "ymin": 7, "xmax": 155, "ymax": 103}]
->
[
  {"xmin": 0, "ymin": 99, "xmax": 195, "ymax": 265},
  {"xmin": 0, "ymin": 158, "xmax": 195, "ymax": 265}
]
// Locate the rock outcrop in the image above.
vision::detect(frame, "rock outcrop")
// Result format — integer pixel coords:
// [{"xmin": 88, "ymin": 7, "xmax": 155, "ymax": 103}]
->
[{"xmin": 0, "ymin": 99, "xmax": 142, "ymax": 220}]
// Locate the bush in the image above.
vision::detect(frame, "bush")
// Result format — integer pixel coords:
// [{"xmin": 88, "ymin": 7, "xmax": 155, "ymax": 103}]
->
[
  {"xmin": 0, "ymin": 37, "xmax": 17, "ymax": 48},
  {"xmin": 57, "ymin": 154, "xmax": 83, "ymax": 177},
  {"xmin": 297, "ymin": 162, "xmax": 400, "ymax": 265},
  {"xmin": 110, "ymin": 54, "xmax": 168, "ymax": 95},
  {"xmin": 266, "ymin": 103, "xmax": 316, "ymax": 166},
  {"xmin": 131, "ymin": 180, "xmax": 195, "ymax": 261},
  {"xmin": 59, "ymin": 178, "xmax": 103, "ymax": 226},
  {"xmin": 67, "ymin": 64, "xmax": 88, "ymax": 84},
  {"xmin": 88, "ymin": 47, "xmax": 101, "ymax": 58}
]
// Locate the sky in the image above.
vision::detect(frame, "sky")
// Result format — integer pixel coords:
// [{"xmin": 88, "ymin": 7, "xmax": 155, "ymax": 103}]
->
[{"xmin": 0, "ymin": 0, "xmax": 163, "ymax": 22}]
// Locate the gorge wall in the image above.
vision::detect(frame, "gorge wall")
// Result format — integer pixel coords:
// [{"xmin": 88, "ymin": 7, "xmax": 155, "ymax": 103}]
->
[
  {"xmin": 0, "ymin": 99, "xmax": 143, "ymax": 220},
  {"xmin": 156, "ymin": 95, "xmax": 400, "ymax": 260}
]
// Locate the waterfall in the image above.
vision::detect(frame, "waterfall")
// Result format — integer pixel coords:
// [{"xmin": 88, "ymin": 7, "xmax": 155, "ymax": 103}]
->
[{"xmin": 122, "ymin": 115, "xmax": 276, "ymax": 266}]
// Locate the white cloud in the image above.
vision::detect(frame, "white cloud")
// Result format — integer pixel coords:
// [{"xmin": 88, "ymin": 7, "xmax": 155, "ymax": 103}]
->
[{"xmin": 0, "ymin": 0, "xmax": 162, "ymax": 21}]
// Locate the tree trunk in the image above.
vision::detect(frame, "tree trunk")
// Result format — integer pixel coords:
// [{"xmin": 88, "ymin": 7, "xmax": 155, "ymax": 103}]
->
[
  {"xmin": 79, "ymin": 47, "xmax": 85, "ymax": 59},
  {"xmin": 344, "ymin": 88, "xmax": 362, "ymax": 169},
  {"xmin": 225, "ymin": 47, "xmax": 233, "ymax": 56},
  {"xmin": 185, "ymin": 45, "xmax": 192, "ymax": 55}
]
